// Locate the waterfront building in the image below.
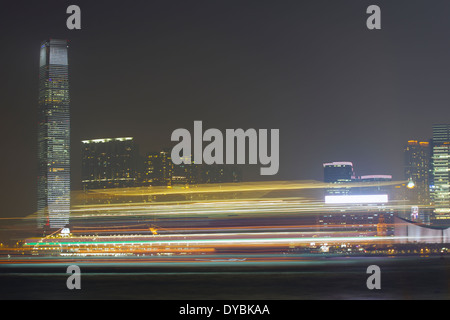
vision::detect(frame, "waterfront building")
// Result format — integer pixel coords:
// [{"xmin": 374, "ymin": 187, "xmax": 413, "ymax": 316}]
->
[{"xmin": 81, "ymin": 137, "xmax": 138, "ymax": 190}]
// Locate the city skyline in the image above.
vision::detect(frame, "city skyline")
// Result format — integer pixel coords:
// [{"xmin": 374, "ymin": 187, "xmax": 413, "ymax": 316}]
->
[
  {"xmin": 2, "ymin": 1, "xmax": 450, "ymax": 219},
  {"xmin": 2, "ymin": 1, "xmax": 450, "ymax": 302}
]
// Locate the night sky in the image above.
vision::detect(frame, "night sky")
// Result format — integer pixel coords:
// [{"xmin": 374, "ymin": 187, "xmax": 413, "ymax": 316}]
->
[{"xmin": 1, "ymin": 0, "xmax": 450, "ymax": 218}]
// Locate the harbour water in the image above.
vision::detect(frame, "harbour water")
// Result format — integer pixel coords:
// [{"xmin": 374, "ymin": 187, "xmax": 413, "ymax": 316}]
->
[{"xmin": 0, "ymin": 255, "xmax": 448, "ymax": 300}]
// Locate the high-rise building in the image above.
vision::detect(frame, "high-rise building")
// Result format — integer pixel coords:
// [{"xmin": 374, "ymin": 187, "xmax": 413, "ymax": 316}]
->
[
  {"xmin": 431, "ymin": 124, "xmax": 450, "ymax": 220},
  {"xmin": 172, "ymin": 155, "xmax": 197, "ymax": 185},
  {"xmin": 199, "ymin": 164, "xmax": 242, "ymax": 184},
  {"xmin": 357, "ymin": 175, "xmax": 393, "ymax": 196},
  {"xmin": 323, "ymin": 161, "xmax": 392, "ymax": 204},
  {"xmin": 320, "ymin": 162, "xmax": 393, "ymax": 232},
  {"xmin": 37, "ymin": 39, "xmax": 71, "ymax": 229},
  {"xmin": 81, "ymin": 137, "xmax": 137, "ymax": 190},
  {"xmin": 404, "ymin": 140, "xmax": 430, "ymax": 205},
  {"xmin": 323, "ymin": 161, "xmax": 354, "ymax": 183},
  {"xmin": 323, "ymin": 161, "xmax": 354, "ymax": 196},
  {"xmin": 143, "ymin": 151, "xmax": 243, "ymax": 186},
  {"xmin": 143, "ymin": 150, "xmax": 174, "ymax": 186}
]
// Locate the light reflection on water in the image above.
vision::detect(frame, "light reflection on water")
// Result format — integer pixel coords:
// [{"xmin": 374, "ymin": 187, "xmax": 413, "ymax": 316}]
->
[{"xmin": 0, "ymin": 255, "xmax": 448, "ymax": 299}]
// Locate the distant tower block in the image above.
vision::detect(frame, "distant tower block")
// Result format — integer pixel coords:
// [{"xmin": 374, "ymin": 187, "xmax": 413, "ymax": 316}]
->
[
  {"xmin": 404, "ymin": 140, "xmax": 430, "ymax": 205},
  {"xmin": 323, "ymin": 162, "xmax": 354, "ymax": 196},
  {"xmin": 81, "ymin": 137, "xmax": 137, "ymax": 190},
  {"xmin": 377, "ymin": 215, "xmax": 387, "ymax": 237}
]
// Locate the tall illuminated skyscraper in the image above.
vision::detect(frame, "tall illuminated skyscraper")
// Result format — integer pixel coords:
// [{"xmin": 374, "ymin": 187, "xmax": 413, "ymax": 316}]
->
[
  {"xmin": 37, "ymin": 39, "xmax": 71, "ymax": 229},
  {"xmin": 404, "ymin": 140, "xmax": 430, "ymax": 205},
  {"xmin": 431, "ymin": 124, "xmax": 450, "ymax": 220}
]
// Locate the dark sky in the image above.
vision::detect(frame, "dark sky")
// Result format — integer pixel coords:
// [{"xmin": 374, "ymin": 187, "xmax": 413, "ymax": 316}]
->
[{"xmin": 1, "ymin": 0, "xmax": 450, "ymax": 217}]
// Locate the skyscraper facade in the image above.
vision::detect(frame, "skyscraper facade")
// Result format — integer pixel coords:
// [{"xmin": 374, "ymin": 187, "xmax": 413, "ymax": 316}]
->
[
  {"xmin": 404, "ymin": 140, "xmax": 430, "ymax": 205},
  {"xmin": 37, "ymin": 39, "xmax": 71, "ymax": 229},
  {"xmin": 143, "ymin": 150, "xmax": 174, "ymax": 186},
  {"xmin": 199, "ymin": 164, "xmax": 242, "ymax": 184},
  {"xmin": 81, "ymin": 137, "xmax": 137, "ymax": 190},
  {"xmin": 357, "ymin": 175, "xmax": 393, "ymax": 197},
  {"xmin": 323, "ymin": 162, "xmax": 354, "ymax": 183},
  {"xmin": 431, "ymin": 124, "xmax": 450, "ymax": 219},
  {"xmin": 323, "ymin": 161, "xmax": 354, "ymax": 196},
  {"xmin": 142, "ymin": 151, "xmax": 243, "ymax": 187}
]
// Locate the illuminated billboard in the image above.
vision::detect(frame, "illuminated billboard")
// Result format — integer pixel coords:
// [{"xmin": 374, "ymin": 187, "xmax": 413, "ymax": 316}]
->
[{"xmin": 325, "ymin": 194, "xmax": 388, "ymax": 204}]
